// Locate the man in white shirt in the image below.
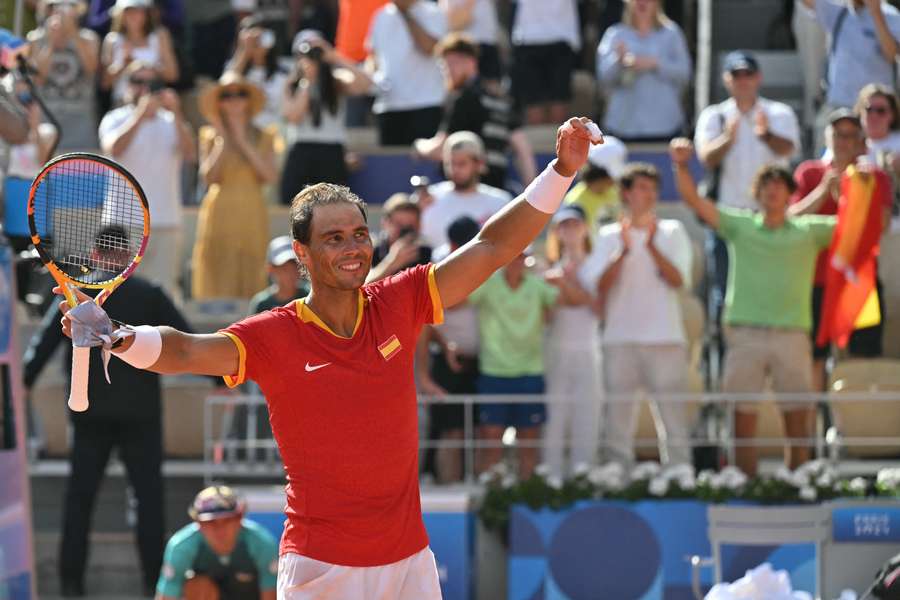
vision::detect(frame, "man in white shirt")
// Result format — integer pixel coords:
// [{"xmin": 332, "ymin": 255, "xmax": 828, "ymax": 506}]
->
[
  {"xmin": 99, "ymin": 62, "xmax": 195, "ymax": 297},
  {"xmin": 511, "ymin": 0, "xmax": 580, "ymax": 125},
  {"xmin": 694, "ymin": 50, "xmax": 800, "ymax": 376},
  {"xmin": 580, "ymin": 163, "xmax": 693, "ymax": 467},
  {"xmin": 420, "ymin": 131, "xmax": 512, "ymax": 249},
  {"xmin": 366, "ymin": 0, "xmax": 447, "ymax": 145}
]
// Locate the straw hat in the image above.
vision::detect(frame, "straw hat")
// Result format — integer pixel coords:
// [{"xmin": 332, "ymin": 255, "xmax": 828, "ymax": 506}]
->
[{"xmin": 198, "ymin": 71, "xmax": 266, "ymax": 125}]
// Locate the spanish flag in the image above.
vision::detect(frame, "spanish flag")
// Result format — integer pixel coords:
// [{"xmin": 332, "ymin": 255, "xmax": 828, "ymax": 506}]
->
[{"xmin": 817, "ymin": 166, "xmax": 884, "ymax": 348}]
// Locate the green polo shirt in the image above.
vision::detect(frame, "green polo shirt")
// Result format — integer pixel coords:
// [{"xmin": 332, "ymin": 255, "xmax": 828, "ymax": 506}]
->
[
  {"xmin": 468, "ymin": 271, "xmax": 559, "ymax": 377},
  {"xmin": 718, "ymin": 207, "xmax": 836, "ymax": 331}
]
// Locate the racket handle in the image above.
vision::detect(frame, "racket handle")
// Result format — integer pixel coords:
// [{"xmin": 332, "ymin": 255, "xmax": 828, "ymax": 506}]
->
[{"xmin": 68, "ymin": 345, "xmax": 90, "ymax": 412}]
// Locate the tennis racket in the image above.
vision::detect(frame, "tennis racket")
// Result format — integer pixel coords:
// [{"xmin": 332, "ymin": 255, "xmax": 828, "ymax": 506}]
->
[{"xmin": 28, "ymin": 153, "xmax": 150, "ymax": 412}]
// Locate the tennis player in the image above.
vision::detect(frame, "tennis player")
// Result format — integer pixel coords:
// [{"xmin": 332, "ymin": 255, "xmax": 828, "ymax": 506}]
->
[{"xmin": 59, "ymin": 117, "xmax": 597, "ymax": 599}]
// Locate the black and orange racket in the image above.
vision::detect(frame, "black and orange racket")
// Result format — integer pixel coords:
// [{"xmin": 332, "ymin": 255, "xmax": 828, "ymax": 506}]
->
[{"xmin": 28, "ymin": 153, "xmax": 150, "ymax": 412}]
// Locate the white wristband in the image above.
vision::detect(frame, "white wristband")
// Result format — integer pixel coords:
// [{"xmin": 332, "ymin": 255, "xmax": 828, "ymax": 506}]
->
[
  {"xmin": 523, "ymin": 162, "xmax": 576, "ymax": 214},
  {"xmin": 115, "ymin": 325, "xmax": 162, "ymax": 369}
]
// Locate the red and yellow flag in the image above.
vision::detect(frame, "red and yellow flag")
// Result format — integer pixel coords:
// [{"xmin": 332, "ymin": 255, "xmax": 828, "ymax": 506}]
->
[{"xmin": 817, "ymin": 166, "xmax": 883, "ymax": 348}]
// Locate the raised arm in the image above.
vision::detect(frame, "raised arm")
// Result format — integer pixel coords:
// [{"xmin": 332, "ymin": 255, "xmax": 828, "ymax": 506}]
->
[
  {"xmin": 670, "ymin": 138, "xmax": 720, "ymax": 229},
  {"xmin": 435, "ymin": 118, "xmax": 593, "ymax": 308}
]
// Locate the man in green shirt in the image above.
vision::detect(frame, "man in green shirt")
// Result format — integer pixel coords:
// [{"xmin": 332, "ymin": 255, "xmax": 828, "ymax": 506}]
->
[
  {"xmin": 157, "ymin": 486, "xmax": 278, "ymax": 600},
  {"xmin": 468, "ymin": 250, "xmax": 560, "ymax": 478},
  {"xmin": 670, "ymin": 138, "xmax": 836, "ymax": 476}
]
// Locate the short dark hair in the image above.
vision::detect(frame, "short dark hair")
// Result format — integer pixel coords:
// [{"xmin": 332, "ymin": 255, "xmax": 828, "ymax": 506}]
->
[
  {"xmin": 290, "ymin": 183, "xmax": 368, "ymax": 245},
  {"xmin": 581, "ymin": 163, "xmax": 613, "ymax": 184},
  {"xmin": 751, "ymin": 164, "xmax": 797, "ymax": 199},
  {"xmin": 436, "ymin": 32, "xmax": 480, "ymax": 60},
  {"xmin": 619, "ymin": 163, "xmax": 660, "ymax": 190}
]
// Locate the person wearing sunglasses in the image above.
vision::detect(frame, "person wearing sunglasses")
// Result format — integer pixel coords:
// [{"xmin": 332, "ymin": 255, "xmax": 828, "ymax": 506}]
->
[
  {"xmin": 98, "ymin": 60, "xmax": 196, "ymax": 297},
  {"xmin": 192, "ymin": 71, "xmax": 278, "ymax": 300},
  {"xmin": 855, "ymin": 84, "xmax": 900, "ymax": 206}
]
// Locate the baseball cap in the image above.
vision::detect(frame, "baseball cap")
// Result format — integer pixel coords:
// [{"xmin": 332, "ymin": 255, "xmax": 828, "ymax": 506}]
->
[
  {"xmin": 827, "ymin": 107, "xmax": 862, "ymax": 128},
  {"xmin": 587, "ymin": 135, "xmax": 627, "ymax": 179},
  {"xmin": 723, "ymin": 51, "xmax": 759, "ymax": 74},
  {"xmin": 267, "ymin": 236, "xmax": 296, "ymax": 266},
  {"xmin": 443, "ymin": 131, "xmax": 485, "ymax": 162},
  {"xmin": 552, "ymin": 205, "xmax": 587, "ymax": 225},
  {"xmin": 188, "ymin": 486, "xmax": 245, "ymax": 522}
]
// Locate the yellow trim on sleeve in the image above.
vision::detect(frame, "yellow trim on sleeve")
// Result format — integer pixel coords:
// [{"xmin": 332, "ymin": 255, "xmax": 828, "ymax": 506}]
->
[
  {"xmin": 294, "ymin": 292, "xmax": 364, "ymax": 339},
  {"xmin": 427, "ymin": 264, "xmax": 444, "ymax": 325},
  {"xmin": 219, "ymin": 331, "xmax": 247, "ymax": 388}
]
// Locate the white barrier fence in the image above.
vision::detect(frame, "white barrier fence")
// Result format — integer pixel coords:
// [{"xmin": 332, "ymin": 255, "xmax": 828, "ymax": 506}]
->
[{"xmin": 202, "ymin": 391, "xmax": 900, "ymax": 484}]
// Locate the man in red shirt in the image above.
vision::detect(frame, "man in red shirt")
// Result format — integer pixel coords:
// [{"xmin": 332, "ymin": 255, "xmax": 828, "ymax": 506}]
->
[
  {"xmin": 790, "ymin": 108, "xmax": 893, "ymax": 391},
  {"xmin": 60, "ymin": 118, "xmax": 596, "ymax": 598}
]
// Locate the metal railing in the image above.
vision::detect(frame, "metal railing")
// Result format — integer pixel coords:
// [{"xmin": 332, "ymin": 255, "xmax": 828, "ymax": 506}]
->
[{"xmin": 202, "ymin": 391, "xmax": 900, "ymax": 484}]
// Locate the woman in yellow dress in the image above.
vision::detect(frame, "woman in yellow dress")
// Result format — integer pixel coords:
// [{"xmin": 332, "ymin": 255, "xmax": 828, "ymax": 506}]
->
[{"xmin": 192, "ymin": 71, "xmax": 278, "ymax": 299}]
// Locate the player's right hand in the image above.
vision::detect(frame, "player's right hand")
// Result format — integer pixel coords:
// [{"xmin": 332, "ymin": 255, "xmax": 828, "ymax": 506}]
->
[{"xmin": 54, "ymin": 286, "xmax": 92, "ymax": 339}]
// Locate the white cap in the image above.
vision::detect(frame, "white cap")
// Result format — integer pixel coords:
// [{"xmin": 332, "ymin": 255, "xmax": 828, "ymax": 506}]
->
[
  {"xmin": 110, "ymin": 0, "xmax": 151, "ymax": 13},
  {"xmin": 587, "ymin": 135, "xmax": 627, "ymax": 179},
  {"xmin": 443, "ymin": 130, "xmax": 485, "ymax": 163},
  {"xmin": 267, "ymin": 236, "xmax": 296, "ymax": 266}
]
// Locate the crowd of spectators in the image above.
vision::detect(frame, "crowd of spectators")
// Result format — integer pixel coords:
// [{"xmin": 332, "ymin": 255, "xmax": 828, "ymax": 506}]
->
[{"xmin": 4, "ymin": 0, "xmax": 900, "ymax": 487}]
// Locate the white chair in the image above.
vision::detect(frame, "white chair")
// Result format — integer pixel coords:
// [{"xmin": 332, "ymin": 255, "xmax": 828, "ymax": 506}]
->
[{"xmin": 707, "ymin": 504, "xmax": 831, "ymax": 598}]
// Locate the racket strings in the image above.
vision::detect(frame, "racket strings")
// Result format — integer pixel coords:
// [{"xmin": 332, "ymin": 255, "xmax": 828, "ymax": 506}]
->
[{"xmin": 33, "ymin": 157, "xmax": 146, "ymax": 284}]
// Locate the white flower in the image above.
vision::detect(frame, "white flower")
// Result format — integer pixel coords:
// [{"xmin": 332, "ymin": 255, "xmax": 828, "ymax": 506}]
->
[
  {"xmin": 697, "ymin": 470, "xmax": 716, "ymax": 486},
  {"xmin": 547, "ymin": 475, "xmax": 563, "ymax": 490},
  {"xmin": 799, "ymin": 485, "xmax": 817, "ymax": 502},
  {"xmin": 649, "ymin": 476, "xmax": 669, "ymax": 497},
  {"xmin": 719, "ymin": 466, "xmax": 748, "ymax": 490},
  {"xmin": 664, "ymin": 463, "xmax": 695, "ymax": 481},
  {"xmin": 877, "ymin": 468, "xmax": 900, "ymax": 488},
  {"xmin": 849, "ymin": 477, "xmax": 867, "ymax": 493},
  {"xmin": 797, "ymin": 459, "xmax": 828, "ymax": 477},
  {"xmin": 501, "ymin": 474, "xmax": 517, "ymax": 489},
  {"xmin": 774, "ymin": 466, "xmax": 794, "ymax": 484},
  {"xmin": 572, "ymin": 462, "xmax": 591, "ymax": 478},
  {"xmin": 816, "ymin": 472, "xmax": 834, "ymax": 489},
  {"xmin": 534, "ymin": 463, "xmax": 551, "ymax": 478},
  {"xmin": 677, "ymin": 474, "xmax": 697, "ymax": 491},
  {"xmin": 588, "ymin": 462, "xmax": 625, "ymax": 488},
  {"xmin": 489, "ymin": 461, "xmax": 510, "ymax": 478},
  {"xmin": 632, "ymin": 461, "xmax": 661, "ymax": 481},
  {"xmin": 478, "ymin": 471, "xmax": 494, "ymax": 486},
  {"xmin": 791, "ymin": 471, "xmax": 811, "ymax": 489}
]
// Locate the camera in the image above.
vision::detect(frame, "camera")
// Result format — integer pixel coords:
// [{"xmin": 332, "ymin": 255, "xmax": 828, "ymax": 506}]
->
[
  {"xmin": 148, "ymin": 78, "xmax": 166, "ymax": 93},
  {"xmin": 398, "ymin": 225, "xmax": 417, "ymax": 239}
]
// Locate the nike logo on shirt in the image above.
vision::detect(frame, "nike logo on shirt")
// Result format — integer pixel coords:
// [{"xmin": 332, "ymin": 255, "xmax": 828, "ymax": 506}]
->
[{"xmin": 305, "ymin": 362, "xmax": 332, "ymax": 372}]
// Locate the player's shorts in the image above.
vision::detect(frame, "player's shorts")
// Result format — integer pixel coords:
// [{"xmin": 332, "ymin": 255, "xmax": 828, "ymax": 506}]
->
[
  {"xmin": 430, "ymin": 351, "xmax": 479, "ymax": 433},
  {"xmin": 477, "ymin": 374, "xmax": 546, "ymax": 427},
  {"xmin": 276, "ymin": 546, "xmax": 441, "ymax": 599},
  {"xmin": 512, "ymin": 41, "xmax": 575, "ymax": 107}
]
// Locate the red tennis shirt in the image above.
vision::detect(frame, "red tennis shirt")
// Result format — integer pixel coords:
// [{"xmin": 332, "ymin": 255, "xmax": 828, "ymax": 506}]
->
[{"xmin": 220, "ymin": 264, "xmax": 444, "ymax": 567}]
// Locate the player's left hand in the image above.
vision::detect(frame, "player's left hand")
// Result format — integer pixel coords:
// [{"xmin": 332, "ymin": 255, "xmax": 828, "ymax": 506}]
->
[
  {"xmin": 54, "ymin": 286, "xmax": 92, "ymax": 339},
  {"xmin": 554, "ymin": 117, "xmax": 599, "ymax": 177}
]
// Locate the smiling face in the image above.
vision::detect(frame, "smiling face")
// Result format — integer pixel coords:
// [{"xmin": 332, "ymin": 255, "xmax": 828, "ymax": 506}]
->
[{"xmin": 295, "ymin": 202, "xmax": 373, "ymax": 292}]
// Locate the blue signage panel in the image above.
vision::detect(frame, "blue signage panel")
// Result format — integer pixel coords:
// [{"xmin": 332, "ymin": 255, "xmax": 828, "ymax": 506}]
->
[{"xmin": 833, "ymin": 507, "xmax": 900, "ymax": 543}]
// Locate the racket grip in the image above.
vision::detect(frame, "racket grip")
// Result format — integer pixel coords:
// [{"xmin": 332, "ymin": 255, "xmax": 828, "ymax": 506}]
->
[{"xmin": 68, "ymin": 345, "xmax": 91, "ymax": 412}]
